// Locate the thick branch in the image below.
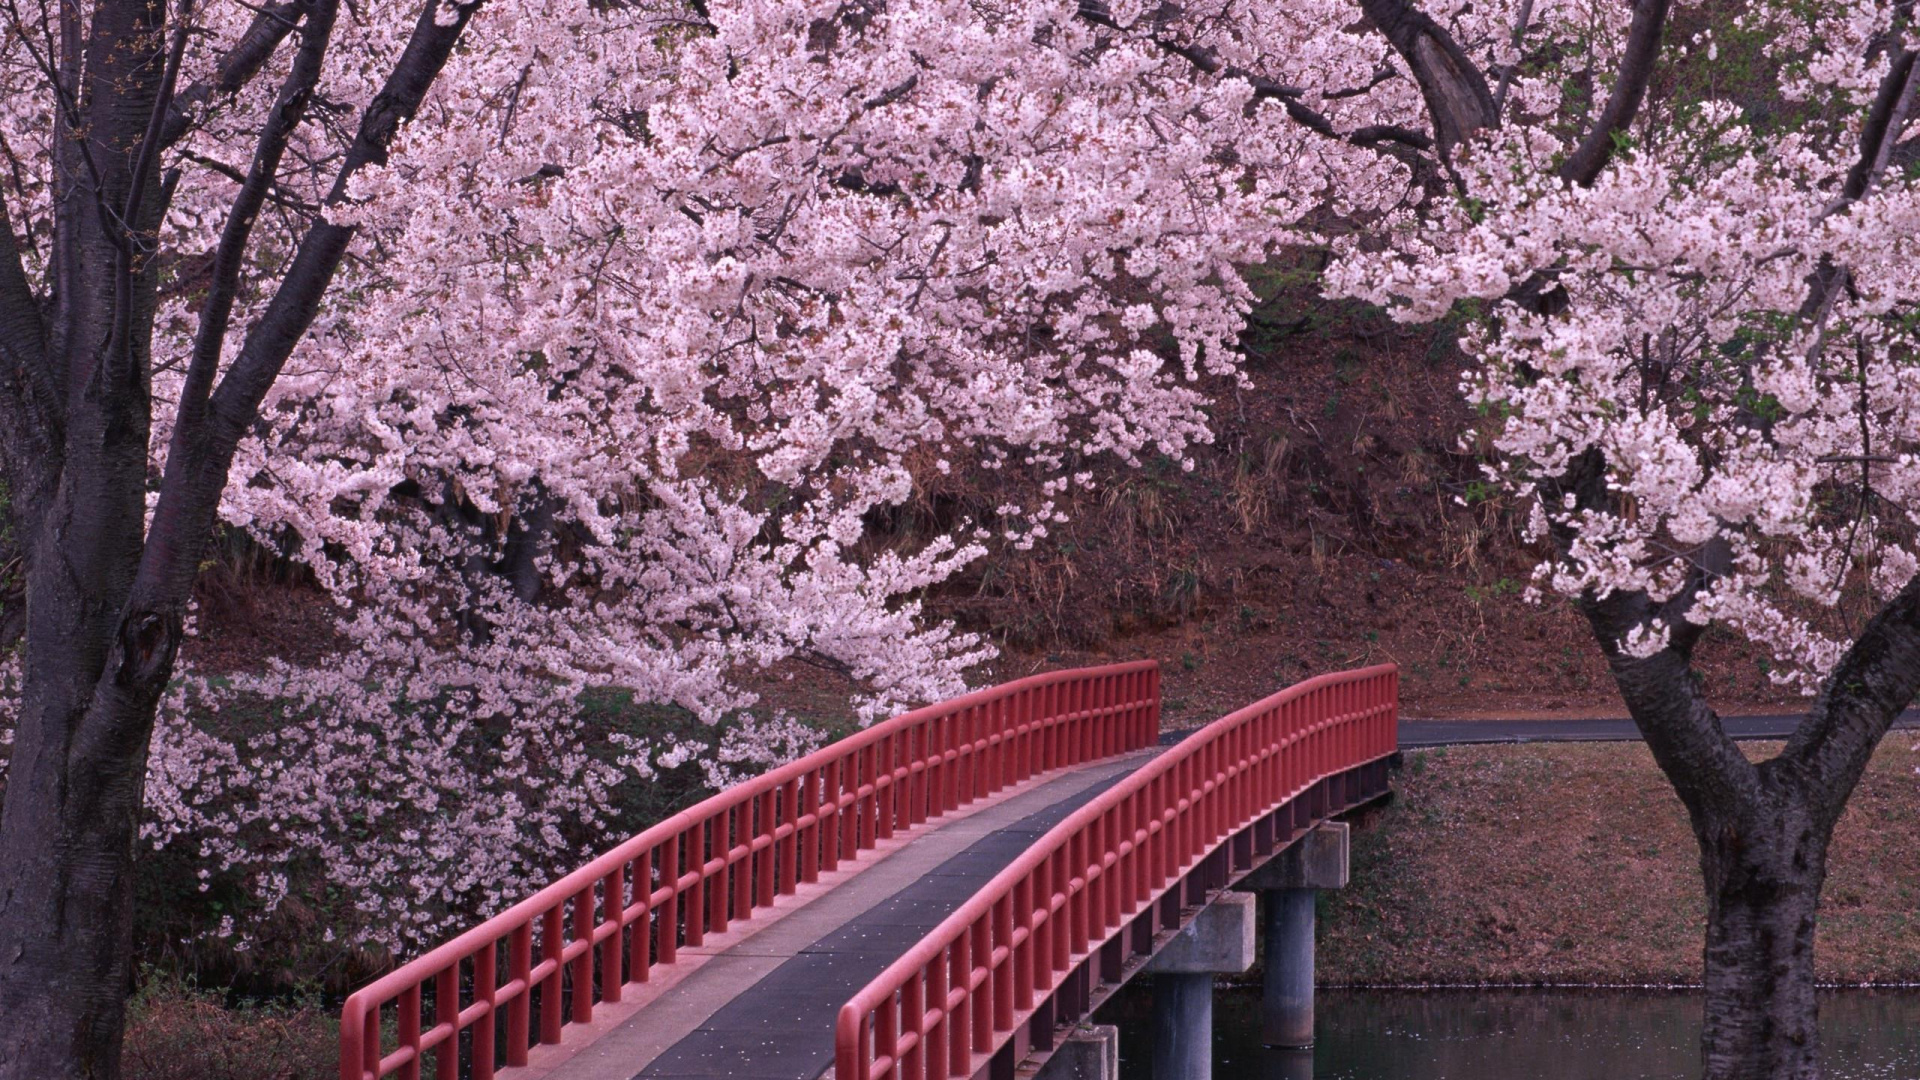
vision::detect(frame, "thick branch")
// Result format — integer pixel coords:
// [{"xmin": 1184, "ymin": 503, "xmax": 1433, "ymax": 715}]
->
[
  {"xmin": 173, "ymin": 0, "xmax": 337, "ymax": 445},
  {"xmin": 1581, "ymin": 580, "xmax": 1763, "ymax": 824},
  {"xmin": 1781, "ymin": 577, "xmax": 1920, "ymax": 821},
  {"xmin": 1557, "ymin": 0, "xmax": 1671, "ymax": 186},
  {"xmin": 133, "ymin": 0, "xmax": 484, "ymax": 608},
  {"xmin": 1551, "ymin": 450, "xmax": 1758, "ymax": 819},
  {"xmin": 158, "ymin": 3, "xmax": 303, "ymax": 149},
  {"xmin": 1356, "ymin": 0, "xmax": 1497, "ymax": 158},
  {"xmin": 0, "ymin": 180, "xmax": 59, "ymax": 539},
  {"xmin": 1843, "ymin": 19, "xmax": 1920, "ymax": 205}
]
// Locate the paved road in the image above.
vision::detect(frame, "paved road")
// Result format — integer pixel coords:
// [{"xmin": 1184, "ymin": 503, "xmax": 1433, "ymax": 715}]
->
[
  {"xmin": 1398, "ymin": 712, "xmax": 1920, "ymax": 747},
  {"xmin": 1158, "ymin": 712, "xmax": 1920, "ymax": 749}
]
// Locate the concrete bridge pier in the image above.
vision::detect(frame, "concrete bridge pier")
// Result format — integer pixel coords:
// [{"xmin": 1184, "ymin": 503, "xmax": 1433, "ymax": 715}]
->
[
  {"xmin": 1144, "ymin": 891, "xmax": 1255, "ymax": 1080},
  {"xmin": 1034, "ymin": 1025, "xmax": 1120, "ymax": 1080},
  {"xmin": 1238, "ymin": 822, "xmax": 1350, "ymax": 1049}
]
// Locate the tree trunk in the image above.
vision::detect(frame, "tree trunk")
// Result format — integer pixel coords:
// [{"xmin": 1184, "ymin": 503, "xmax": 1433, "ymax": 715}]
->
[
  {"xmin": 1693, "ymin": 785, "xmax": 1832, "ymax": 1080},
  {"xmin": 0, "ymin": 673, "xmax": 167, "ymax": 1080},
  {"xmin": 0, "ymin": 498, "xmax": 179, "ymax": 1079}
]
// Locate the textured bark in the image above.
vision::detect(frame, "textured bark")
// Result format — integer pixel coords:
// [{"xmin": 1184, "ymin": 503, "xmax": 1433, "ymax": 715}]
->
[
  {"xmin": 1558, "ymin": 0, "xmax": 1671, "ymax": 186},
  {"xmin": 1697, "ymin": 799, "xmax": 1827, "ymax": 1080}
]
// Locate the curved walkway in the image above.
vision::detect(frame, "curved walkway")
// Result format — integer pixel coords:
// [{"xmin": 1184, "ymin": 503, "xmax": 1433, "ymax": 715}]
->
[{"xmin": 519, "ymin": 750, "xmax": 1159, "ymax": 1080}]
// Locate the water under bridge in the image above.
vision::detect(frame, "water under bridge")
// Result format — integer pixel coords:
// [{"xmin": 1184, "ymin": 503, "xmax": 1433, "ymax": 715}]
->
[{"xmin": 339, "ymin": 662, "xmax": 1400, "ymax": 1080}]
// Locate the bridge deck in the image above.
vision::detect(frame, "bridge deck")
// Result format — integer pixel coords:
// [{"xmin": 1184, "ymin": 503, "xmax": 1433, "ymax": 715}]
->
[{"xmin": 517, "ymin": 749, "xmax": 1164, "ymax": 1080}]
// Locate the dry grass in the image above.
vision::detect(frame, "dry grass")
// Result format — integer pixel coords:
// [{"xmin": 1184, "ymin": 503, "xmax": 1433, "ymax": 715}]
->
[
  {"xmin": 123, "ymin": 974, "xmax": 335, "ymax": 1080},
  {"xmin": 1319, "ymin": 740, "xmax": 1920, "ymax": 986}
]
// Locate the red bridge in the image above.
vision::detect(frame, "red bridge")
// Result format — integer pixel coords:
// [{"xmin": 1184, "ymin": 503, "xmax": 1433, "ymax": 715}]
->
[{"xmin": 340, "ymin": 662, "xmax": 1398, "ymax": 1080}]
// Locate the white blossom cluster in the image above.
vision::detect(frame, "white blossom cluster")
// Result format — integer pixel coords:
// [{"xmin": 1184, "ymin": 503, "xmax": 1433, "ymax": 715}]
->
[{"xmin": 1328, "ymin": 1, "xmax": 1920, "ymax": 687}]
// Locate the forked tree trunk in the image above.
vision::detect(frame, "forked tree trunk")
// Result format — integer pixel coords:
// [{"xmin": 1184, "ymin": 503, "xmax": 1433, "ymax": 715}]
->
[
  {"xmin": 1693, "ymin": 794, "xmax": 1832, "ymax": 1080},
  {"xmin": 1574, "ymin": 562, "xmax": 1917, "ymax": 1080},
  {"xmin": 0, "ymin": 510, "xmax": 181, "ymax": 1079}
]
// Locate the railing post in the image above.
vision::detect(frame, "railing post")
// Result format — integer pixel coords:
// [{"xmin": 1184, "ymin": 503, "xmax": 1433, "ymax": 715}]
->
[
  {"xmin": 684, "ymin": 821, "xmax": 706, "ymax": 948},
  {"xmin": 794, "ymin": 774, "xmax": 814, "ymax": 887},
  {"xmin": 473, "ymin": 944, "xmax": 498, "ymax": 1080},
  {"xmin": 924, "ymin": 949, "xmax": 947, "ymax": 1080},
  {"xmin": 399, "ymin": 983, "xmax": 422, "ymax": 1080},
  {"xmin": 902, "ymin": 967, "xmax": 925, "ymax": 1080},
  {"xmin": 602, "ymin": 867, "xmax": 626, "ymax": 1003},
  {"xmin": 835, "ymin": 756, "xmax": 855, "ymax": 865},
  {"xmin": 910, "ymin": 722, "xmax": 928, "ymax": 826},
  {"xmin": 572, "ymin": 887, "xmax": 594, "ymax": 1024},
  {"xmin": 659, "ymin": 836, "xmax": 680, "ymax": 964},
  {"xmin": 724, "ymin": 808, "xmax": 745, "ymax": 932},
  {"xmin": 1009, "ymin": 878, "xmax": 1031, "ymax": 1012},
  {"xmin": 631, "ymin": 851, "xmax": 653, "ymax": 984},
  {"xmin": 1068, "ymin": 832, "xmax": 1089, "ymax": 958},
  {"xmin": 506, "ymin": 923, "xmax": 531, "ymax": 1066},
  {"xmin": 540, "ymin": 905, "xmax": 564, "ymax": 1043},
  {"xmin": 876, "ymin": 994, "xmax": 899, "ymax": 1080},
  {"xmin": 757, "ymin": 790, "xmax": 776, "ymax": 908},
  {"xmin": 975, "ymin": 910, "xmax": 998, "ymax": 1048},
  {"xmin": 876, "ymin": 738, "xmax": 895, "ymax": 841},
  {"xmin": 435, "ymin": 964, "xmax": 459, "ymax": 1080}
]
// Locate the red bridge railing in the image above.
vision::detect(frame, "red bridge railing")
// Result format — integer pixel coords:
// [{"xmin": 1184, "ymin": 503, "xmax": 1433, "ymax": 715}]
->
[
  {"xmin": 339, "ymin": 661, "xmax": 1159, "ymax": 1080},
  {"xmin": 833, "ymin": 663, "xmax": 1397, "ymax": 1080}
]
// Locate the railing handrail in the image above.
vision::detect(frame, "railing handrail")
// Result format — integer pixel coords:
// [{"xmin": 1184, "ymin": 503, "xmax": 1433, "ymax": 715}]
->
[
  {"xmin": 341, "ymin": 660, "xmax": 1160, "ymax": 1080},
  {"xmin": 833, "ymin": 663, "xmax": 1398, "ymax": 1080}
]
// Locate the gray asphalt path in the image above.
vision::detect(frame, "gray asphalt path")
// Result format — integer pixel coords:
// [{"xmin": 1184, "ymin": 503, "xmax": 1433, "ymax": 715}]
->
[
  {"xmin": 627, "ymin": 770, "xmax": 1136, "ymax": 1080},
  {"xmin": 1157, "ymin": 712, "xmax": 1920, "ymax": 749},
  {"xmin": 1398, "ymin": 712, "xmax": 1920, "ymax": 747}
]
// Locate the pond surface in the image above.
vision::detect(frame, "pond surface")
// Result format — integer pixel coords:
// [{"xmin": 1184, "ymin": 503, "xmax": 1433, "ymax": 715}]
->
[{"xmin": 1095, "ymin": 986, "xmax": 1920, "ymax": 1079}]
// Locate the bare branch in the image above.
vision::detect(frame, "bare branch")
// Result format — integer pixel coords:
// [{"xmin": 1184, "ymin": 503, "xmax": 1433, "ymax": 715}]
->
[
  {"xmin": 1076, "ymin": 1, "xmax": 1433, "ymax": 158},
  {"xmin": 1491, "ymin": 0, "xmax": 1534, "ymax": 115}
]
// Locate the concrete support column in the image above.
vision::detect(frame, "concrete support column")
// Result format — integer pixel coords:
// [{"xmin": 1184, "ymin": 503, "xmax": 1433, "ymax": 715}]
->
[
  {"xmin": 1261, "ymin": 889, "xmax": 1316, "ymax": 1048},
  {"xmin": 1151, "ymin": 974, "xmax": 1213, "ymax": 1080},
  {"xmin": 1234, "ymin": 821, "xmax": 1349, "ymax": 1050},
  {"xmin": 1142, "ymin": 892, "xmax": 1255, "ymax": 1080}
]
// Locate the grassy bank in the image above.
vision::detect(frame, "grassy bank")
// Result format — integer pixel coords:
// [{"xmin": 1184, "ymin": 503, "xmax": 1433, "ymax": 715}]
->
[{"xmin": 1318, "ymin": 740, "xmax": 1920, "ymax": 986}]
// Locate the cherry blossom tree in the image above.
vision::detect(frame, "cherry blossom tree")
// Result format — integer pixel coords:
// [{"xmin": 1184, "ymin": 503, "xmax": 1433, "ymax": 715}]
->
[
  {"xmin": 1024, "ymin": 0, "xmax": 1920, "ymax": 1074},
  {"xmin": 1319, "ymin": 2, "xmax": 1920, "ymax": 1077},
  {"xmin": 0, "ymin": 2, "xmax": 503, "ymax": 1074}
]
